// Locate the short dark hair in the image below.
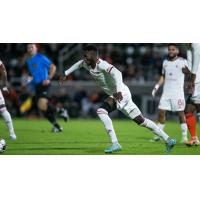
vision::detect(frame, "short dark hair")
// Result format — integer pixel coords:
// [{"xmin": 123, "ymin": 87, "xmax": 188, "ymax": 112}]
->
[
  {"xmin": 168, "ymin": 43, "xmax": 178, "ymax": 48},
  {"xmin": 84, "ymin": 45, "xmax": 98, "ymax": 52}
]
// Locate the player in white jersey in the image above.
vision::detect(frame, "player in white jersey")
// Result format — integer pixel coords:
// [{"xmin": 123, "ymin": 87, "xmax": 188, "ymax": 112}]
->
[
  {"xmin": 59, "ymin": 45, "xmax": 176, "ymax": 153},
  {"xmin": 151, "ymin": 44, "xmax": 190, "ymax": 143},
  {"xmin": 184, "ymin": 43, "xmax": 200, "ymax": 146},
  {"xmin": 0, "ymin": 60, "xmax": 16, "ymax": 140}
]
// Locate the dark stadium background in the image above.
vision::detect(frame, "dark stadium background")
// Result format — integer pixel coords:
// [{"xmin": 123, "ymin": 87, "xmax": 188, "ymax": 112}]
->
[{"xmin": 0, "ymin": 43, "xmax": 188, "ymax": 119}]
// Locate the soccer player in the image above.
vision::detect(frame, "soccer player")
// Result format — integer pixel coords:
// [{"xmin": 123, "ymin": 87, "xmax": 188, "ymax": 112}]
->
[
  {"xmin": 151, "ymin": 44, "xmax": 190, "ymax": 143},
  {"xmin": 59, "ymin": 45, "xmax": 176, "ymax": 153},
  {"xmin": 26, "ymin": 44, "xmax": 69, "ymax": 133},
  {"xmin": 184, "ymin": 43, "xmax": 200, "ymax": 146},
  {"xmin": 0, "ymin": 60, "xmax": 17, "ymax": 140}
]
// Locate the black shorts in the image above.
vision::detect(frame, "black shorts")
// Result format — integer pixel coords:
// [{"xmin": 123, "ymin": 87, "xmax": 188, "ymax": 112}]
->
[{"xmin": 35, "ymin": 84, "xmax": 49, "ymax": 100}]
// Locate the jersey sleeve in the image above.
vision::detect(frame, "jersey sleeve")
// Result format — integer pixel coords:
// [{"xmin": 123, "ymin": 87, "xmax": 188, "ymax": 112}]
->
[
  {"xmin": 64, "ymin": 60, "xmax": 83, "ymax": 76},
  {"xmin": 98, "ymin": 60, "xmax": 123, "ymax": 92},
  {"xmin": 161, "ymin": 60, "xmax": 166, "ymax": 75},
  {"xmin": 41, "ymin": 54, "xmax": 53, "ymax": 70},
  {"xmin": 98, "ymin": 60, "xmax": 114, "ymax": 73}
]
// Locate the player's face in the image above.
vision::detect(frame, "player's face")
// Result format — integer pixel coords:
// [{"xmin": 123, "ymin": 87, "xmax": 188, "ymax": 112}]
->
[
  {"xmin": 168, "ymin": 46, "xmax": 178, "ymax": 59},
  {"xmin": 83, "ymin": 51, "xmax": 96, "ymax": 65},
  {"xmin": 27, "ymin": 44, "xmax": 38, "ymax": 56}
]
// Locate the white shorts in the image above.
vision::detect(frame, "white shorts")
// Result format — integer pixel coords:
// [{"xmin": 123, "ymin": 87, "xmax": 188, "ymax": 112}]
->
[
  {"xmin": 190, "ymin": 82, "xmax": 200, "ymax": 104},
  {"xmin": 0, "ymin": 90, "xmax": 5, "ymax": 106},
  {"xmin": 158, "ymin": 98, "xmax": 185, "ymax": 112},
  {"xmin": 111, "ymin": 88, "xmax": 141, "ymax": 119}
]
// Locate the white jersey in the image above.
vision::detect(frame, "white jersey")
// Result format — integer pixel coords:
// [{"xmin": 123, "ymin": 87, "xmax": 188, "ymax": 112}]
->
[
  {"xmin": 65, "ymin": 58, "xmax": 141, "ymax": 119},
  {"xmin": 65, "ymin": 59, "xmax": 129, "ymax": 96},
  {"xmin": 187, "ymin": 43, "xmax": 200, "ymax": 83},
  {"xmin": 161, "ymin": 57, "xmax": 188, "ymax": 99}
]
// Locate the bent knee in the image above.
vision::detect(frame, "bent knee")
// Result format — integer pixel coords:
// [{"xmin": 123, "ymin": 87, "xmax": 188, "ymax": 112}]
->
[{"xmin": 37, "ymin": 98, "xmax": 48, "ymax": 111}]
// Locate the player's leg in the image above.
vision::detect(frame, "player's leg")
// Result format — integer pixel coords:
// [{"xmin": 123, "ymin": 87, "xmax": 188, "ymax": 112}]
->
[
  {"xmin": 185, "ymin": 101, "xmax": 199, "ymax": 145},
  {"xmin": 0, "ymin": 92, "xmax": 16, "ymax": 141},
  {"xmin": 133, "ymin": 114, "xmax": 176, "ymax": 152},
  {"xmin": 57, "ymin": 107, "xmax": 69, "ymax": 122},
  {"xmin": 96, "ymin": 97, "xmax": 121, "ymax": 153},
  {"xmin": 150, "ymin": 97, "xmax": 170, "ymax": 142},
  {"xmin": 177, "ymin": 111, "xmax": 188, "ymax": 143},
  {"xmin": 150, "ymin": 109, "xmax": 166, "ymax": 142},
  {"xmin": 36, "ymin": 85, "xmax": 63, "ymax": 133},
  {"xmin": 37, "ymin": 97, "xmax": 63, "ymax": 133},
  {"xmin": 120, "ymin": 95, "xmax": 176, "ymax": 152}
]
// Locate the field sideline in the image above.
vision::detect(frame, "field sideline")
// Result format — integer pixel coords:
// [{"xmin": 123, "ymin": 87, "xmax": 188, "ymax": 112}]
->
[{"xmin": 0, "ymin": 119, "xmax": 200, "ymax": 155}]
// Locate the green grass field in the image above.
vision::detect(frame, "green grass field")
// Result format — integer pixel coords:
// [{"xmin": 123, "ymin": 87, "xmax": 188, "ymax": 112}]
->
[{"xmin": 1, "ymin": 119, "xmax": 200, "ymax": 155}]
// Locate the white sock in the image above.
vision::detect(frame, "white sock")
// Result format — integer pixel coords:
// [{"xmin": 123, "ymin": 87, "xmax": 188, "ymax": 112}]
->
[
  {"xmin": 97, "ymin": 108, "xmax": 118, "ymax": 144},
  {"xmin": 157, "ymin": 123, "xmax": 165, "ymax": 130},
  {"xmin": 0, "ymin": 108, "xmax": 15, "ymax": 137},
  {"xmin": 141, "ymin": 118, "xmax": 169, "ymax": 141},
  {"xmin": 180, "ymin": 123, "xmax": 188, "ymax": 138}
]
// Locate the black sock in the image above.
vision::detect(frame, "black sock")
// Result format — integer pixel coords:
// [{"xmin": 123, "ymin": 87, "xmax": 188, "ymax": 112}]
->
[{"xmin": 43, "ymin": 104, "xmax": 60, "ymax": 128}]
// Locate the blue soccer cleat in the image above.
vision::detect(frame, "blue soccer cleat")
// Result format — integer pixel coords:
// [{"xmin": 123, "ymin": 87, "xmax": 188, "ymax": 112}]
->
[
  {"xmin": 166, "ymin": 138, "xmax": 176, "ymax": 153},
  {"xmin": 104, "ymin": 143, "xmax": 122, "ymax": 153}
]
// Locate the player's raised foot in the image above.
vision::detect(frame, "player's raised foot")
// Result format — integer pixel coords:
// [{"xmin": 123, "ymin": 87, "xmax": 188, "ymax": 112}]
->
[
  {"xmin": 149, "ymin": 136, "xmax": 162, "ymax": 142},
  {"xmin": 166, "ymin": 138, "xmax": 176, "ymax": 153},
  {"xmin": 52, "ymin": 126, "xmax": 63, "ymax": 133},
  {"xmin": 104, "ymin": 143, "xmax": 122, "ymax": 154},
  {"xmin": 185, "ymin": 137, "xmax": 200, "ymax": 146},
  {"xmin": 180, "ymin": 136, "xmax": 188, "ymax": 144},
  {"xmin": 10, "ymin": 134, "xmax": 17, "ymax": 141},
  {"xmin": 59, "ymin": 108, "xmax": 69, "ymax": 122}
]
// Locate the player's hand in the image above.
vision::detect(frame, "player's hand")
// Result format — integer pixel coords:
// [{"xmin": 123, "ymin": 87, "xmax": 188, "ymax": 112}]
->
[
  {"xmin": 152, "ymin": 88, "xmax": 157, "ymax": 97},
  {"xmin": 152, "ymin": 84, "xmax": 159, "ymax": 97},
  {"xmin": 2, "ymin": 87, "xmax": 9, "ymax": 96},
  {"xmin": 58, "ymin": 76, "xmax": 67, "ymax": 86},
  {"xmin": 113, "ymin": 92, "xmax": 123, "ymax": 103},
  {"xmin": 42, "ymin": 79, "xmax": 50, "ymax": 86}
]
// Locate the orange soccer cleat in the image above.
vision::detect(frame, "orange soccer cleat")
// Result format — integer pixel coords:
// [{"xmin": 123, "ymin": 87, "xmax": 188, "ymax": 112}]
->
[{"xmin": 185, "ymin": 137, "xmax": 200, "ymax": 146}]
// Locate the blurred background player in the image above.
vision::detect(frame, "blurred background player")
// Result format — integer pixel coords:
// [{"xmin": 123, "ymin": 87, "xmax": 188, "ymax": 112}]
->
[
  {"xmin": 26, "ymin": 44, "xmax": 69, "ymax": 133},
  {"xmin": 185, "ymin": 43, "xmax": 200, "ymax": 146},
  {"xmin": 60, "ymin": 45, "xmax": 176, "ymax": 153},
  {"xmin": 151, "ymin": 44, "xmax": 190, "ymax": 143},
  {"xmin": 0, "ymin": 59, "xmax": 16, "ymax": 140}
]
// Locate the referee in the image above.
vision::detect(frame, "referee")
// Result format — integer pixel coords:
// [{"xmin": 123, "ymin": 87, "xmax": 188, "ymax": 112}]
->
[{"xmin": 26, "ymin": 44, "xmax": 68, "ymax": 132}]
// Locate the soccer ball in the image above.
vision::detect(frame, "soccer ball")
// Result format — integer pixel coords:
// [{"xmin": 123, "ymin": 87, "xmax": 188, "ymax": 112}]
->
[{"xmin": 0, "ymin": 138, "xmax": 6, "ymax": 153}]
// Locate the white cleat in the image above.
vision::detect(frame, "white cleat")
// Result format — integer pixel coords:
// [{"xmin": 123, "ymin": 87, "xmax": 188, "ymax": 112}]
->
[
  {"xmin": 52, "ymin": 126, "xmax": 63, "ymax": 133},
  {"xmin": 10, "ymin": 134, "xmax": 17, "ymax": 141}
]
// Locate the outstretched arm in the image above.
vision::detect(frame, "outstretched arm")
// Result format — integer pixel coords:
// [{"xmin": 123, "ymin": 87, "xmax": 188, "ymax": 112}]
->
[{"xmin": 59, "ymin": 60, "xmax": 83, "ymax": 86}]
